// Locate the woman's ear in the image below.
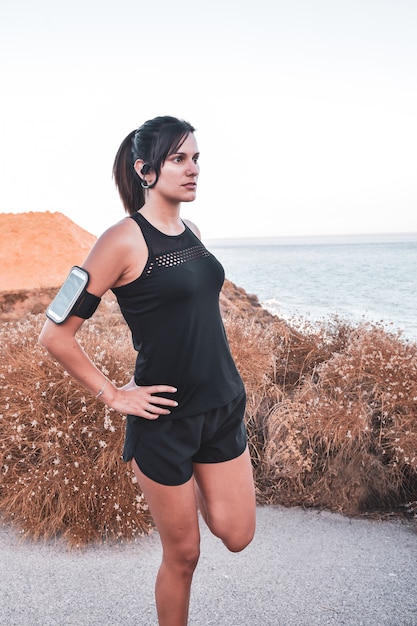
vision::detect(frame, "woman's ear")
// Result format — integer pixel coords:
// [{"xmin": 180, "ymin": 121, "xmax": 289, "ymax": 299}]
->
[
  {"xmin": 133, "ymin": 160, "xmax": 156, "ymax": 189},
  {"xmin": 133, "ymin": 159, "xmax": 145, "ymax": 176}
]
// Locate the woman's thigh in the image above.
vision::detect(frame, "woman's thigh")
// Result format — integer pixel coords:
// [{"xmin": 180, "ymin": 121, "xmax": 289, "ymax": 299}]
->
[
  {"xmin": 193, "ymin": 447, "xmax": 256, "ymax": 552},
  {"xmin": 131, "ymin": 459, "xmax": 201, "ymax": 561}
]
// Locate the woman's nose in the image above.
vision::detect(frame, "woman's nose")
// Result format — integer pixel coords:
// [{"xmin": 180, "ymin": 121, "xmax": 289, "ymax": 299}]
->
[{"xmin": 187, "ymin": 160, "xmax": 199, "ymax": 176}]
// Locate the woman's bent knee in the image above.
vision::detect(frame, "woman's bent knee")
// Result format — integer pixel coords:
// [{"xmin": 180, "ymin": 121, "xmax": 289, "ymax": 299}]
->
[
  {"xmin": 207, "ymin": 515, "xmax": 255, "ymax": 553},
  {"xmin": 222, "ymin": 527, "xmax": 255, "ymax": 553}
]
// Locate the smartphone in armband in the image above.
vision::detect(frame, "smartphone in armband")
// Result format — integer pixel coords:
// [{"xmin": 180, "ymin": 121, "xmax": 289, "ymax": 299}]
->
[{"xmin": 46, "ymin": 266, "xmax": 90, "ymax": 324}]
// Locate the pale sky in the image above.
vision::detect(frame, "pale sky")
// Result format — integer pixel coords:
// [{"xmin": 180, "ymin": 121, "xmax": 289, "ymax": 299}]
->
[{"xmin": 1, "ymin": 0, "xmax": 416, "ymax": 239}]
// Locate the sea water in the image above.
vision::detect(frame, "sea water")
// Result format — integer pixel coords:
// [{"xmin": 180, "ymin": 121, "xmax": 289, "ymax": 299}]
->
[{"xmin": 207, "ymin": 232, "xmax": 417, "ymax": 342}]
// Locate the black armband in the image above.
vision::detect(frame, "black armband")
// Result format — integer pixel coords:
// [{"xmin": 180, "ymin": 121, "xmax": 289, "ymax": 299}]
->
[
  {"xmin": 46, "ymin": 266, "xmax": 101, "ymax": 324},
  {"xmin": 71, "ymin": 290, "xmax": 101, "ymax": 319}
]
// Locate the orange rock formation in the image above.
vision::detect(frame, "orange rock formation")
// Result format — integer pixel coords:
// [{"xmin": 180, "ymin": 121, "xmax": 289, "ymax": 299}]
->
[{"xmin": 0, "ymin": 212, "xmax": 96, "ymax": 291}]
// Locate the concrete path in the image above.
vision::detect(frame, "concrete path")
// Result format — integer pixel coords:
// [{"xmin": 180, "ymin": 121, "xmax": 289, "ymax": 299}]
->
[{"xmin": 1, "ymin": 506, "xmax": 416, "ymax": 625}]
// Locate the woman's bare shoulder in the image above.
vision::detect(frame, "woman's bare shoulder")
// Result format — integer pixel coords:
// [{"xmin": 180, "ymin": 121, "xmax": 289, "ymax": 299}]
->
[
  {"xmin": 90, "ymin": 216, "xmax": 143, "ymax": 251},
  {"xmin": 82, "ymin": 215, "xmax": 146, "ymax": 292},
  {"xmin": 101, "ymin": 215, "xmax": 139, "ymax": 238}
]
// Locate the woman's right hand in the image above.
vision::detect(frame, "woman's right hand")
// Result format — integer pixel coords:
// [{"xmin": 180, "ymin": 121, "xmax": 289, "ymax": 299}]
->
[{"xmin": 102, "ymin": 376, "xmax": 178, "ymax": 419}]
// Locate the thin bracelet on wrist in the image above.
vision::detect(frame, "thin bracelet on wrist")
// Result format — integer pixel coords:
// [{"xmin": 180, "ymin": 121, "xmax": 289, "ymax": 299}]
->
[{"xmin": 95, "ymin": 379, "xmax": 108, "ymax": 399}]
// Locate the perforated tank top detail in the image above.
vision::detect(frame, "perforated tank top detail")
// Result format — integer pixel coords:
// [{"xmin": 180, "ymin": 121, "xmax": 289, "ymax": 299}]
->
[
  {"xmin": 111, "ymin": 211, "xmax": 244, "ymax": 420},
  {"xmin": 145, "ymin": 244, "xmax": 210, "ymax": 276}
]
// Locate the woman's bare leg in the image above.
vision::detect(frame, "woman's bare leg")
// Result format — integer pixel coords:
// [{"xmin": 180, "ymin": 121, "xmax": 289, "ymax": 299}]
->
[
  {"xmin": 193, "ymin": 446, "xmax": 256, "ymax": 552},
  {"xmin": 132, "ymin": 460, "xmax": 200, "ymax": 626}
]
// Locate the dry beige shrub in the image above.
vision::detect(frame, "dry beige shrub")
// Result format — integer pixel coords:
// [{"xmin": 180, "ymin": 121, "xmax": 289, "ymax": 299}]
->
[
  {"xmin": 1, "ymin": 308, "xmax": 417, "ymax": 546},
  {"xmin": 0, "ymin": 315, "xmax": 153, "ymax": 546},
  {"xmin": 262, "ymin": 322, "xmax": 417, "ymax": 514},
  {"xmin": 316, "ymin": 324, "xmax": 417, "ymax": 472},
  {"xmin": 269, "ymin": 315, "xmax": 353, "ymax": 392}
]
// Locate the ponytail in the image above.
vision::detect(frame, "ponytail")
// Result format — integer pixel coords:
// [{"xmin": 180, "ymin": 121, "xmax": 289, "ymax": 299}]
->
[{"xmin": 112, "ymin": 130, "xmax": 145, "ymax": 216}]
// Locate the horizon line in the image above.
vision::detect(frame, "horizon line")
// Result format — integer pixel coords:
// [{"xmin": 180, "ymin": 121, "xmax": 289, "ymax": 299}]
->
[{"xmin": 205, "ymin": 231, "xmax": 417, "ymax": 245}]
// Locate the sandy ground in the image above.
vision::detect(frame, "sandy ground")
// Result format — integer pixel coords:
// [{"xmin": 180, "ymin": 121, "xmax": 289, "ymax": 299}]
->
[{"xmin": 1, "ymin": 506, "xmax": 416, "ymax": 626}]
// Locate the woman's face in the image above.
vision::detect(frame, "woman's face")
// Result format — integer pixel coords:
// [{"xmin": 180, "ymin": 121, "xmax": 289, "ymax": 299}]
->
[{"xmin": 153, "ymin": 133, "xmax": 200, "ymax": 204}]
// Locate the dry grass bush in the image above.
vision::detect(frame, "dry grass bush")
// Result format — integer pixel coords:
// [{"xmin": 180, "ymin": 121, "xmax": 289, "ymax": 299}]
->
[
  {"xmin": 261, "ymin": 322, "xmax": 417, "ymax": 514},
  {"xmin": 1, "ymin": 306, "xmax": 416, "ymax": 546},
  {"xmin": 0, "ymin": 315, "xmax": 153, "ymax": 546}
]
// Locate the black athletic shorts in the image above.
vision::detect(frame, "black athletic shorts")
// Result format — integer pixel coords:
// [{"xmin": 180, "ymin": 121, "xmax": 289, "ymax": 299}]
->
[{"xmin": 123, "ymin": 391, "xmax": 247, "ymax": 486}]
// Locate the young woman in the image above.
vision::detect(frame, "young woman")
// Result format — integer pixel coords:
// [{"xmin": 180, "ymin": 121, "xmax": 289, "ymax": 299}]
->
[{"xmin": 39, "ymin": 116, "xmax": 256, "ymax": 626}]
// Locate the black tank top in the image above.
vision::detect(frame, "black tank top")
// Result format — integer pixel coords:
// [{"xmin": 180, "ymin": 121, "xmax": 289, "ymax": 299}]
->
[{"xmin": 111, "ymin": 212, "xmax": 244, "ymax": 419}]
